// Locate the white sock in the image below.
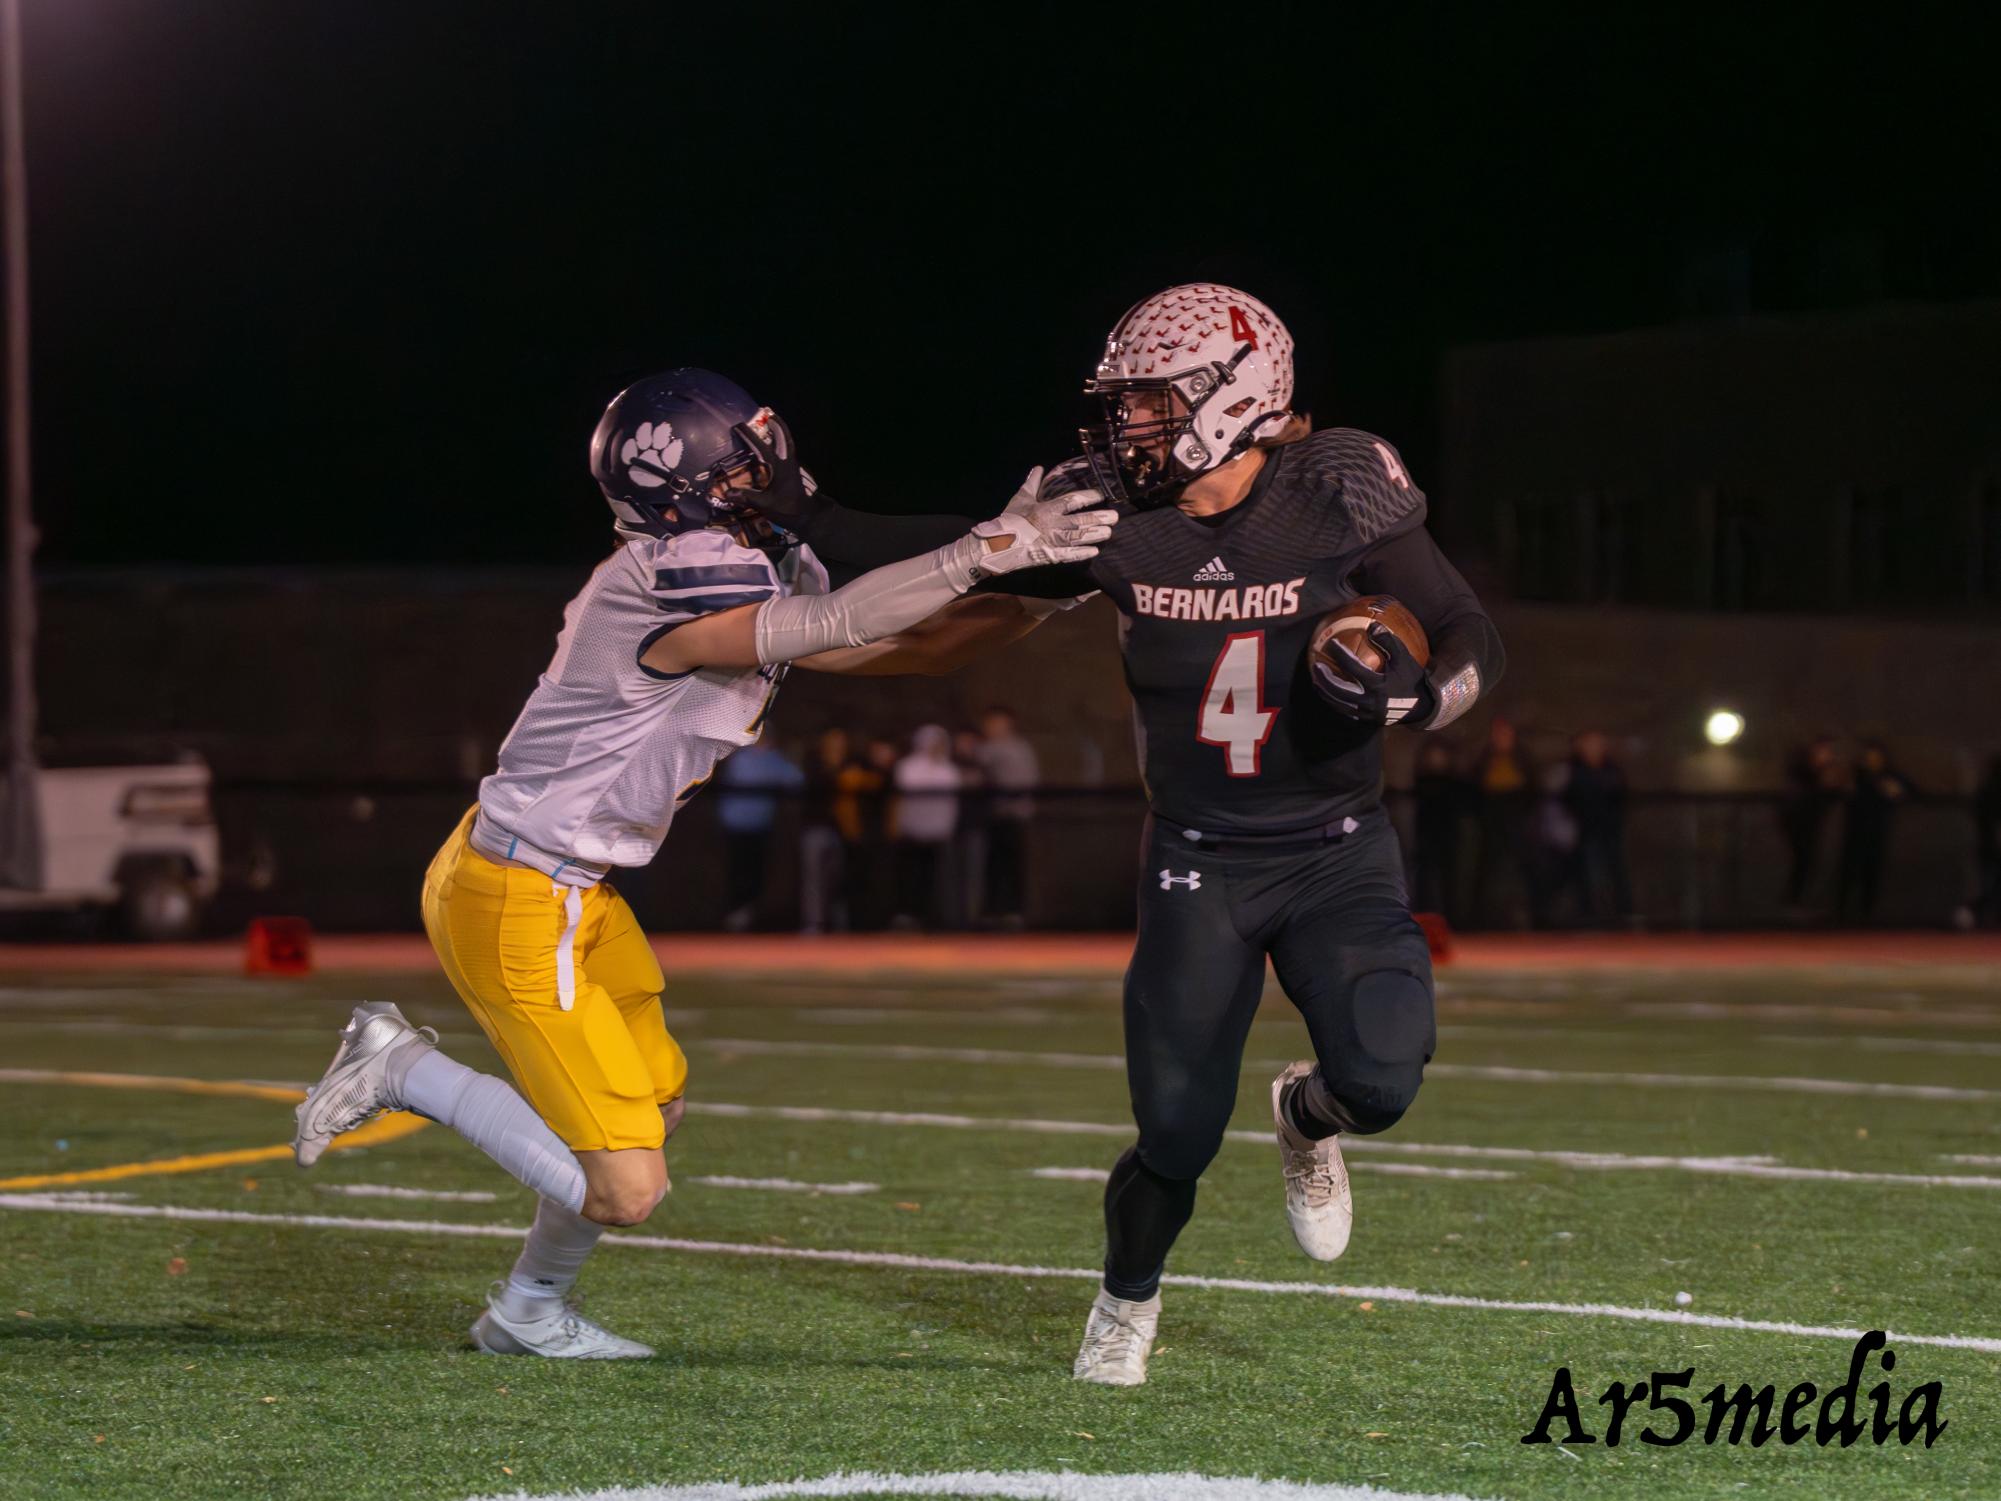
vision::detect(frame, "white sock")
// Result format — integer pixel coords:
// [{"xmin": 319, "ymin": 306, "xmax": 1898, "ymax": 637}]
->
[
  {"xmin": 497, "ymin": 1197, "xmax": 606, "ymax": 1316},
  {"xmin": 392, "ymin": 1045, "xmax": 587, "ymax": 1213}
]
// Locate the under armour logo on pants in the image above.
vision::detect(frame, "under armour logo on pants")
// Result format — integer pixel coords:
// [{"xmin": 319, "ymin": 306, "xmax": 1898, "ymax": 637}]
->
[{"xmin": 1158, "ymin": 869, "xmax": 1202, "ymax": 891}]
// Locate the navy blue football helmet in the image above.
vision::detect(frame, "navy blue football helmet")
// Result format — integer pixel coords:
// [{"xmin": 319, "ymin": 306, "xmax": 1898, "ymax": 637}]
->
[{"xmin": 589, "ymin": 369, "xmax": 776, "ymax": 539}]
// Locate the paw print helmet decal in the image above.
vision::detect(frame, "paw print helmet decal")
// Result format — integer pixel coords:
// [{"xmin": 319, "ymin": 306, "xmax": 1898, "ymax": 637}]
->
[
  {"xmin": 589, "ymin": 368, "xmax": 776, "ymax": 539},
  {"xmin": 1079, "ymin": 284, "xmax": 1296, "ymax": 507}
]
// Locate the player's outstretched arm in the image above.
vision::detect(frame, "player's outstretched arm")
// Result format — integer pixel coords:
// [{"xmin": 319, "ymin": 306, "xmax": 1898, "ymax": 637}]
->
[
  {"xmin": 793, "ymin": 594, "xmax": 1047, "ymax": 677},
  {"xmin": 1328, "ymin": 528, "xmax": 1506, "ymax": 730},
  {"xmin": 725, "ymin": 409, "xmax": 990, "ymax": 577},
  {"xmin": 639, "ymin": 470, "xmax": 1114, "ymax": 676}
]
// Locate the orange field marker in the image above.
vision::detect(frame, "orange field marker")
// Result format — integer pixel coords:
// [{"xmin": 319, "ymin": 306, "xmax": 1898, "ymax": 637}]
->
[
  {"xmin": 0, "ymin": 1068, "xmax": 306, "ymax": 1104},
  {"xmin": 0, "ymin": 1068, "xmax": 429, "ymax": 1189},
  {"xmin": 0, "ymin": 1112, "xmax": 429, "ymax": 1191}
]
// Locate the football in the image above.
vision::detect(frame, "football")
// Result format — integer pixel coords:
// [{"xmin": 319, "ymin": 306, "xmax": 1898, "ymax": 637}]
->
[{"xmin": 1308, "ymin": 594, "xmax": 1430, "ymax": 690}]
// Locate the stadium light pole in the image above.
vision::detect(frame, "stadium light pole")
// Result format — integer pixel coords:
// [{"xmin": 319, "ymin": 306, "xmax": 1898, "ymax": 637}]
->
[{"xmin": 1, "ymin": 0, "xmax": 40, "ymax": 889}]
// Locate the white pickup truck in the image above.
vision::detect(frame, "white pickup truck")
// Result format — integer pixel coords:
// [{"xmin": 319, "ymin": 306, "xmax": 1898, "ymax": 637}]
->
[{"xmin": 0, "ymin": 761, "xmax": 221, "ymax": 940}]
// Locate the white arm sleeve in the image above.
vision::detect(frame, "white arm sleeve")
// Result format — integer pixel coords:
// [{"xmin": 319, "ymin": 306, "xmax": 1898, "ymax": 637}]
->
[{"xmin": 753, "ymin": 533, "xmax": 987, "ymax": 665}]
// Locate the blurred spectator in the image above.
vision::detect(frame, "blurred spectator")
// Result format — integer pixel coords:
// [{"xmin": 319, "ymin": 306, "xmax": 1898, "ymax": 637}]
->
[
  {"xmin": 1781, "ymin": 735, "xmax": 1845, "ymax": 915},
  {"xmin": 1559, "ymin": 729, "xmax": 1633, "ymax": 925},
  {"xmin": 974, "ymin": 706, "xmax": 1039, "ymax": 929},
  {"xmin": 849, "ymin": 736, "xmax": 900, "ymax": 929},
  {"xmin": 1411, "ymin": 741, "xmax": 1469, "ymax": 921},
  {"xmin": 1837, "ymin": 742, "xmax": 1914, "ymax": 925},
  {"xmin": 1959, "ymin": 756, "xmax": 2001, "ymax": 929},
  {"xmin": 836, "ymin": 738, "xmax": 896, "ymax": 928},
  {"xmin": 1530, "ymin": 761, "xmax": 1577, "ymax": 923},
  {"xmin": 799, "ymin": 728, "xmax": 855, "ymax": 934},
  {"xmin": 714, "ymin": 741, "xmax": 804, "ymax": 932},
  {"xmin": 950, "ymin": 727, "xmax": 990, "ymax": 928},
  {"xmin": 1470, "ymin": 716, "xmax": 1544, "ymax": 928},
  {"xmin": 891, "ymin": 725, "xmax": 961, "ymax": 930}
]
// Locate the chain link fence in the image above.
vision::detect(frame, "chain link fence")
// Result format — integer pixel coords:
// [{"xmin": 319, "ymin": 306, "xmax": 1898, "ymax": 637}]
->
[{"xmin": 178, "ymin": 781, "xmax": 1991, "ymax": 937}]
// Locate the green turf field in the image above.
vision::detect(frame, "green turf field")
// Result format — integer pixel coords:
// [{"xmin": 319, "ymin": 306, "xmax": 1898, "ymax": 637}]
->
[{"xmin": 0, "ymin": 961, "xmax": 1996, "ymax": 1501}]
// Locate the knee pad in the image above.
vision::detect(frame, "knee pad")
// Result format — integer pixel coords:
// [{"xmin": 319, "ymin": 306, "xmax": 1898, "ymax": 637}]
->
[
  {"xmin": 1330, "ymin": 1089, "xmax": 1415, "ymax": 1136},
  {"xmin": 1329, "ymin": 968, "xmax": 1433, "ymax": 1134}
]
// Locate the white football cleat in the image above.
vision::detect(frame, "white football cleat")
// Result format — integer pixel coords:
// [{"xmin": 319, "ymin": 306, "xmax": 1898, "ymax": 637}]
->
[
  {"xmin": 470, "ymin": 1283, "xmax": 655, "ymax": 1359},
  {"xmin": 1071, "ymin": 1287, "xmax": 1160, "ymax": 1386},
  {"xmin": 292, "ymin": 1001, "xmax": 435, "ymax": 1168},
  {"xmin": 1272, "ymin": 1060, "xmax": 1353, "ymax": 1261}
]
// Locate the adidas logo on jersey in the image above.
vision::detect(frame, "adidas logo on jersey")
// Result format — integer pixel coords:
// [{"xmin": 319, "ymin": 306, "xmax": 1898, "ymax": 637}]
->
[{"xmin": 1193, "ymin": 556, "xmax": 1235, "ymax": 582}]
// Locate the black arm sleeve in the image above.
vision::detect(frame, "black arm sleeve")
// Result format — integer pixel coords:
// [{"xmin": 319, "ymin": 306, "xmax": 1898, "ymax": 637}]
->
[
  {"xmin": 1351, "ymin": 527, "xmax": 1505, "ymax": 723},
  {"xmin": 970, "ymin": 561, "xmax": 1099, "ymax": 600},
  {"xmin": 784, "ymin": 498, "xmax": 974, "ymax": 586}
]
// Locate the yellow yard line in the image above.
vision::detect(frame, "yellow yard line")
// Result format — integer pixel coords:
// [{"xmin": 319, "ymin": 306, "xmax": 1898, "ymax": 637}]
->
[
  {"xmin": 0, "ymin": 1112, "xmax": 430, "ymax": 1190},
  {"xmin": 0, "ymin": 1067, "xmax": 306, "ymax": 1103},
  {"xmin": 0, "ymin": 1067, "xmax": 431, "ymax": 1188}
]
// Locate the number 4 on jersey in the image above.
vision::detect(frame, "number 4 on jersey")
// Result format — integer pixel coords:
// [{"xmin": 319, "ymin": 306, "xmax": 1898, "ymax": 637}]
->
[{"xmin": 1198, "ymin": 632, "xmax": 1276, "ymax": 776}]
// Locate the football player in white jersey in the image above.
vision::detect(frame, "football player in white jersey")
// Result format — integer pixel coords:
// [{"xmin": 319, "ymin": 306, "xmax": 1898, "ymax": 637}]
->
[{"xmin": 290, "ymin": 369, "xmax": 1113, "ymax": 1358}]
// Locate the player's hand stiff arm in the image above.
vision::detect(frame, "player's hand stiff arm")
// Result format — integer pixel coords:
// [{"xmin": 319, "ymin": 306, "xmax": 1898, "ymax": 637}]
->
[
  {"xmin": 1312, "ymin": 527, "xmax": 1506, "ymax": 731},
  {"xmin": 639, "ymin": 470, "xmax": 1115, "ymax": 676}
]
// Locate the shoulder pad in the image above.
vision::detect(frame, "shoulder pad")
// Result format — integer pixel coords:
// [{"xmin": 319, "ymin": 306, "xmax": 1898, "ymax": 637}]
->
[
  {"xmin": 640, "ymin": 528, "xmax": 780, "ymax": 619},
  {"xmin": 1284, "ymin": 428, "xmax": 1427, "ymax": 546}
]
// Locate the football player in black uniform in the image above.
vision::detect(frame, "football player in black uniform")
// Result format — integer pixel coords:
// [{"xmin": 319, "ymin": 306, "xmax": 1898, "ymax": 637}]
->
[
  {"xmin": 1007, "ymin": 284, "xmax": 1502, "ymax": 1385},
  {"xmin": 760, "ymin": 283, "xmax": 1503, "ymax": 1387}
]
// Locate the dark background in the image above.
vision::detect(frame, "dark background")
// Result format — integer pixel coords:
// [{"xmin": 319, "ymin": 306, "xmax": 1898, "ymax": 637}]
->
[
  {"xmin": 11, "ymin": 4, "xmax": 2001, "ymax": 936},
  {"xmin": 20, "ymin": 2, "xmax": 2001, "ymax": 570}
]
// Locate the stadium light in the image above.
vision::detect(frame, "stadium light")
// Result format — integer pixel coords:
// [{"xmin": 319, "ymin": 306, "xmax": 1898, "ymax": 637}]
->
[{"xmin": 1704, "ymin": 708, "xmax": 1745, "ymax": 747}]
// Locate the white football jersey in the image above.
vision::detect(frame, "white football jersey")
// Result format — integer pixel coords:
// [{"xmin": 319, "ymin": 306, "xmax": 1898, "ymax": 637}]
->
[{"xmin": 472, "ymin": 528, "xmax": 828, "ymax": 885}]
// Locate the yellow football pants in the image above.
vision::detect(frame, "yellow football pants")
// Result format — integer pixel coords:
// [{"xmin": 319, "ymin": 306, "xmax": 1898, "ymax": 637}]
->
[{"xmin": 420, "ymin": 808, "xmax": 687, "ymax": 1153}]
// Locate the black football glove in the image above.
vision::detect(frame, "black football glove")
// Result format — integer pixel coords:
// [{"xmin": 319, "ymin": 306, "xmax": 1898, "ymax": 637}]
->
[
  {"xmin": 1312, "ymin": 622, "xmax": 1438, "ymax": 728},
  {"xmin": 729, "ymin": 409, "xmax": 822, "ymax": 529}
]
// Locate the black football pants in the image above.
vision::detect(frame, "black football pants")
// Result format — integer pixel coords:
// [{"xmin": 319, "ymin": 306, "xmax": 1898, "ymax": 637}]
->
[{"xmin": 1102, "ymin": 809, "xmax": 1436, "ymax": 1300}]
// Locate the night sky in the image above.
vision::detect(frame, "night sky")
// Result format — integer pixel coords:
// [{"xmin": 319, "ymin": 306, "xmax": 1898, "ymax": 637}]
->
[{"xmin": 17, "ymin": 2, "xmax": 1999, "ymax": 567}]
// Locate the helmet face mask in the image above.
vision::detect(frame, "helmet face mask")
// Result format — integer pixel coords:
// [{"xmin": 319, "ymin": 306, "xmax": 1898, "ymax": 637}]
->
[
  {"xmin": 1082, "ymin": 355, "xmax": 1255, "ymax": 506},
  {"xmin": 1078, "ymin": 284, "xmax": 1296, "ymax": 507}
]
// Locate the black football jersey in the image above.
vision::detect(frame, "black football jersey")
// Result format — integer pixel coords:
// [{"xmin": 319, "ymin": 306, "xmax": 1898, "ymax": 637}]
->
[{"xmin": 991, "ymin": 428, "xmax": 1497, "ymax": 836}]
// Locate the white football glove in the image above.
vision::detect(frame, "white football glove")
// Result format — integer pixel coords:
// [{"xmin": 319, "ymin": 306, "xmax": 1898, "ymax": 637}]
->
[{"xmin": 968, "ymin": 467, "xmax": 1118, "ymax": 579}]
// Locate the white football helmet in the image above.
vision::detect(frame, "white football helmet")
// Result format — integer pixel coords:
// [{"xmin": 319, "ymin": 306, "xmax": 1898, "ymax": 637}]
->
[{"xmin": 1080, "ymin": 283, "xmax": 1296, "ymax": 505}]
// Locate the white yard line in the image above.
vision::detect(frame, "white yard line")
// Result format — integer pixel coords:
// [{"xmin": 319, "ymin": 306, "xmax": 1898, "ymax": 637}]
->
[
  {"xmin": 1434, "ymin": 1023, "xmax": 1638, "ymax": 1041},
  {"xmin": 1425, "ymin": 1063, "xmax": 2001, "ymax": 1102},
  {"xmin": 692, "ymin": 1036, "xmax": 2001, "ymax": 1103},
  {"xmin": 317, "ymin": 1184, "xmax": 500, "ymax": 1203},
  {"xmin": 0, "ymin": 1008, "xmax": 706, "ymax": 1040},
  {"xmin": 3, "ymin": 1193, "xmax": 1995, "ymax": 1357},
  {"xmin": 1941, "ymin": 1154, "xmax": 2001, "ymax": 1167},
  {"xmin": 1624, "ymin": 1000, "xmax": 2001, "ymax": 1030},
  {"xmin": 687, "ymin": 1176, "xmax": 879, "ymax": 1195},
  {"xmin": 0, "ymin": 1018, "xmax": 365, "ymax": 1042},
  {"xmin": 688, "ymin": 1101, "xmax": 2001, "ymax": 1191},
  {"xmin": 1358, "ymin": 1163, "xmax": 1516, "ymax": 1182},
  {"xmin": 692, "ymin": 1100, "xmax": 1134, "ymax": 1137},
  {"xmin": 700, "ymin": 1037, "xmax": 1126, "ymax": 1071},
  {"xmin": 1027, "ymin": 1163, "xmax": 1516, "ymax": 1185},
  {"xmin": 1764, "ymin": 1033, "xmax": 2001, "ymax": 1057},
  {"xmin": 23, "ymin": 1190, "xmax": 136, "ymax": 1203},
  {"xmin": 461, "ymin": 1472, "xmax": 1495, "ymax": 1501},
  {"xmin": 2, "ymin": 1066, "xmax": 1985, "ymax": 1193},
  {"xmin": 796, "ymin": 1006, "xmax": 1068, "ymax": 1028}
]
